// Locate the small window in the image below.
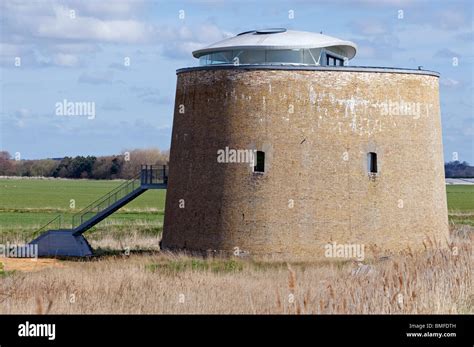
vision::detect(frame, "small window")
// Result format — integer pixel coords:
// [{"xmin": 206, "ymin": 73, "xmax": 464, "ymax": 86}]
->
[
  {"xmin": 368, "ymin": 152, "xmax": 378, "ymax": 174},
  {"xmin": 254, "ymin": 151, "xmax": 265, "ymax": 173},
  {"xmin": 326, "ymin": 54, "xmax": 344, "ymax": 66}
]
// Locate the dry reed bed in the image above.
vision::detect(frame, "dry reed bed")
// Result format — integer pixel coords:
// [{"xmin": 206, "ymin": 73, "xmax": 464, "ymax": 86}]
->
[{"xmin": 0, "ymin": 236, "xmax": 471, "ymax": 314}]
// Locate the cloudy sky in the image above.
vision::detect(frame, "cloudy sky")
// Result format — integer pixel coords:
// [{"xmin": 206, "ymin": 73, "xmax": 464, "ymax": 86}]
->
[{"xmin": 0, "ymin": 0, "xmax": 472, "ymax": 162}]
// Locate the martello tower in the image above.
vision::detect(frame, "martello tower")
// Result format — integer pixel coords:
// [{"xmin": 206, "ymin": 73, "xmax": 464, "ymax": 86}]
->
[{"xmin": 161, "ymin": 29, "xmax": 449, "ymax": 260}]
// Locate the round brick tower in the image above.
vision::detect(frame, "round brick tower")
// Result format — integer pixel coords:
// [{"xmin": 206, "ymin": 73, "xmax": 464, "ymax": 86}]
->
[{"xmin": 161, "ymin": 29, "xmax": 449, "ymax": 260}]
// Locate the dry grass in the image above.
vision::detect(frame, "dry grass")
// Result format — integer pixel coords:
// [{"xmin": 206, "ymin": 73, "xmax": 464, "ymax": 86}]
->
[
  {"xmin": 0, "ymin": 227, "xmax": 471, "ymax": 314},
  {"xmin": 88, "ymin": 229, "xmax": 161, "ymax": 253},
  {"xmin": 1, "ymin": 258, "xmax": 63, "ymax": 273}
]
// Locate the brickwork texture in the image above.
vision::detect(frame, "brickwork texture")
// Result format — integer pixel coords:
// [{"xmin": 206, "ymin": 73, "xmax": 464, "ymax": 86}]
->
[{"xmin": 161, "ymin": 68, "xmax": 449, "ymax": 260}]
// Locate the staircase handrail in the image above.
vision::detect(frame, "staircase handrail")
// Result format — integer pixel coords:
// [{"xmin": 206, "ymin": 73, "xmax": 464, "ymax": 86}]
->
[
  {"xmin": 31, "ymin": 214, "xmax": 62, "ymax": 238},
  {"xmin": 71, "ymin": 173, "xmax": 142, "ymax": 228}
]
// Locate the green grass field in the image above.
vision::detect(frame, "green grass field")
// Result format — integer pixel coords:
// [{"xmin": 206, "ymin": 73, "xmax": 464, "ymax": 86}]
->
[
  {"xmin": 0, "ymin": 179, "xmax": 473, "ymax": 240},
  {"xmin": 446, "ymin": 184, "xmax": 474, "ymax": 227},
  {"xmin": 445, "ymin": 185, "xmax": 474, "ymax": 210},
  {"xmin": 0, "ymin": 178, "xmax": 166, "ymax": 241}
]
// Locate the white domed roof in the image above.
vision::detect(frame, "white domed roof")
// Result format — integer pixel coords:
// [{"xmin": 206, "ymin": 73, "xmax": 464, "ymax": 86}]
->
[{"xmin": 192, "ymin": 29, "xmax": 357, "ymax": 60}]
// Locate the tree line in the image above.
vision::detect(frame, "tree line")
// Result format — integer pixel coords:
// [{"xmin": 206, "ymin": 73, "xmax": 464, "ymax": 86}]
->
[
  {"xmin": 445, "ymin": 161, "xmax": 474, "ymax": 178},
  {"xmin": 0, "ymin": 151, "xmax": 472, "ymax": 179},
  {"xmin": 0, "ymin": 149, "xmax": 169, "ymax": 179}
]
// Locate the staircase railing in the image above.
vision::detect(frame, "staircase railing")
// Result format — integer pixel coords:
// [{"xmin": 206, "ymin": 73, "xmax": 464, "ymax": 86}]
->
[
  {"xmin": 71, "ymin": 165, "xmax": 167, "ymax": 229},
  {"xmin": 31, "ymin": 214, "xmax": 62, "ymax": 238},
  {"xmin": 31, "ymin": 165, "xmax": 168, "ymax": 236},
  {"xmin": 71, "ymin": 174, "xmax": 142, "ymax": 229},
  {"xmin": 140, "ymin": 164, "xmax": 168, "ymax": 185}
]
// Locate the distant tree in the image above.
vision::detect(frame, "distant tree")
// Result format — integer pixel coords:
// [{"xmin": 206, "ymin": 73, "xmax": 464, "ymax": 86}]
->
[
  {"xmin": 69, "ymin": 156, "xmax": 96, "ymax": 178},
  {"xmin": 110, "ymin": 157, "xmax": 123, "ymax": 177},
  {"xmin": 17, "ymin": 160, "xmax": 34, "ymax": 176},
  {"xmin": 445, "ymin": 161, "xmax": 474, "ymax": 178},
  {"xmin": 0, "ymin": 151, "xmax": 10, "ymax": 160},
  {"xmin": 0, "ymin": 151, "xmax": 15, "ymax": 176},
  {"xmin": 0, "ymin": 148, "xmax": 168, "ymax": 179},
  {"xmin": 53, "ymin": 157, "xmax": 73, "ymax": 178},
  {"xmin": 91, "ymin": 157, "xmax": 111, "ymax": 179},
  {"xmin": 91, "ymin": 156, "xmax": 123, "ymax": 179},
  {"xmin": 121, "ymin": 148, "xmax": 169, "ymax": 179},
  {"xmin": 29, "ymin": 160, "xmax": 59, "ymax": 177}
]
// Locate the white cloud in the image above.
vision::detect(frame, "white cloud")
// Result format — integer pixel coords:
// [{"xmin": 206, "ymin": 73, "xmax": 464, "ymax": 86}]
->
[
  {"xmin": 34, "ymin": 5, "xmax": 155, "ymax": 44},
  {"xmin": 78, "ymin": 71, "xmax": 115, "ymax": 84},
  {"xmin": 440, "ymin": 78, "xmax": 461, "ymax": 88},
  {"xmin": 129, "ymin": 86, "xmax": 172, "ymax": 104},
  {"xmin": 193, "ymin": 24, "xmax": 234, "ymax": 43},
  {"xmin": 162, "ymin": 41, "xmax": 203, "ymax": 59},
  {"xmin": 159, "ymin": 23, "xmax": 233, "ymax": 59},
  {"xmin": 0, "ymin": 0, "xmax": 155, "ymax": 68},
  {"xmin": 433, "ymin": 48, "xmax": 461, "ymax": 59},
  {"xmin": 393, "ymin": 25, "xmax": 469, "ymax": 63},
  {"xmin": 51, "ymin": 43, "xmax": 101, "ymax": 54},
  {"xmin": 1, "ymin": 1, "xmax": 232, "ymax": 66},
  {"xmin": 101, "ymin": 100, "xmax": 124, "ymax": 111},
  {"xmin": 349, "ymin": 19, "xmax": 388, "ymax": 36},
  {"xmin": 0, "ymin": 43, "xmax": 24, "ymax": 56},
  {"xmin": 68, "ymin": 0, "xmax": 146, "ymax": 19},
  {"xmin": 53, "ymin": 53, "xmax": 79, "ymax": 67},
  {"xmin": 435, "ymin": 9, "xmax": 469, "ymax": 31},
  {"xmin": 8, "ymin": 108, "xmax": 33, "ymax": 128}
]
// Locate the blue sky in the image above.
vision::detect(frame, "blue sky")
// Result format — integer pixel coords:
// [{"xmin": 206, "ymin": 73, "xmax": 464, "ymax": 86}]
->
[{"xmin": 0, "ymin": 0, "xmax": 472, "ymax": 162}]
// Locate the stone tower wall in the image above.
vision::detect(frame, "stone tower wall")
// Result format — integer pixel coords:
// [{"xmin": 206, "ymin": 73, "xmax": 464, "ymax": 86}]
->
[{"xmin": 161, "ymin": 68, "xmax": 449, "ymax": 260}]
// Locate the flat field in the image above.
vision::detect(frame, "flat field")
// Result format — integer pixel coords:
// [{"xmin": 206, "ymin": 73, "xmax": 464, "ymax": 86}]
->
[
  {"xmin": 0, "ymin": 179, "xmax": 471, "ymax": 314},
  {"xmin": 0, "ymin": 178, "xmax": 166, "ymax": 245},
  {"xmin": 1, "ymin": 179, "xmax": 472, "ymax": 239}
]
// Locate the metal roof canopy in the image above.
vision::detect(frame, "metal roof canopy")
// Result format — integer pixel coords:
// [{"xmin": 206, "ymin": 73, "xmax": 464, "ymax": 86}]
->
[{"xmin": 192, "ymin": 29, "xmax": 358, "ymax": 60}]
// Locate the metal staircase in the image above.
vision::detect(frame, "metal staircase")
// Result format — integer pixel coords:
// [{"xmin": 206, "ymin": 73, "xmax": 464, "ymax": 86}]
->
[{"xmin": 29, "ymin": 165, "xmax": 167, "ymax": 257}]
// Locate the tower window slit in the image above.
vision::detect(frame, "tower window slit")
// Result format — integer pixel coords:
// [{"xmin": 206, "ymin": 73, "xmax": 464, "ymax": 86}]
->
[
  {"xmin": 254, "ymin": 151, "xmax": 265, "ymax": 173},
  {"xmin": 368, "ymin": 152, "xmax": 378, "ymax": 174}
]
